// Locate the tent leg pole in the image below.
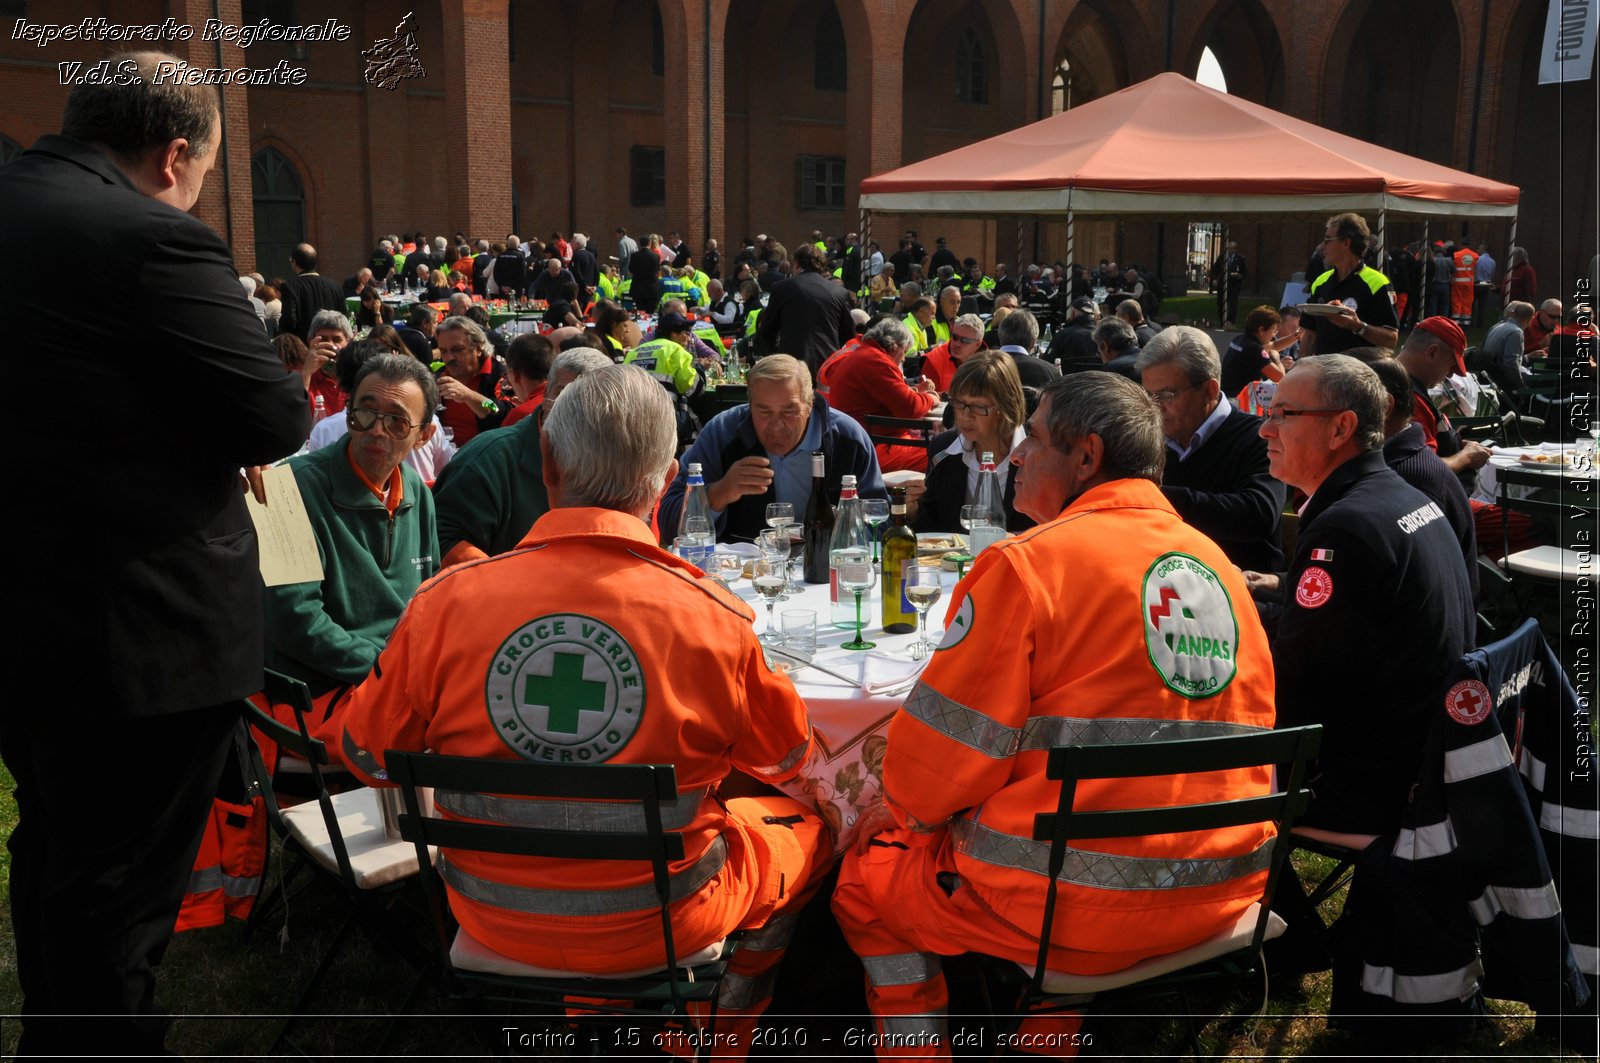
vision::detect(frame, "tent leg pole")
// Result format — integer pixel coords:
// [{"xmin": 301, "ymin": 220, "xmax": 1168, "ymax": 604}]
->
[{"xmin": 1419, "ymin": 219, "xmax": 1429, "ymax": 330}]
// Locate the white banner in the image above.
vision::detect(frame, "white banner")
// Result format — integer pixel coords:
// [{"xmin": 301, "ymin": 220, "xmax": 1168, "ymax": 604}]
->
[{"xmin": 1539, "ymin": 0, "xmax": 1599, "ymax": 84}]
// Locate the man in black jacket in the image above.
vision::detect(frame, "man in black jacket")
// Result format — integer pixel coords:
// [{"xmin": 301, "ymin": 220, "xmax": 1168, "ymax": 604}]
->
[
  {"xmin": 568, "ymin": 232, "xmax": 599, "ymax": 298},
  {"xmin": 1048, "ymin": 296, "xmax": 1101, "ymax": 371},
  {"xmin": 1136, "ymin": 326, "xmax": 1284, "ymax": 572},
  {"xmin": 278, "ymin": 242, "xmax": 346, "ymax": 340},
  {"xmin": 756, "ymin": 242, "xmax": 857, "ymax": 380},
  {"xmin": 2, "ymin": 53, "xmax": 310, "ymax": 1056}
]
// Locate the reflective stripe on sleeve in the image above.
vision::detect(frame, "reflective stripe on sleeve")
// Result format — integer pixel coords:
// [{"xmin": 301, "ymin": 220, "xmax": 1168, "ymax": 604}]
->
[
  {"xmin": 1572, "ymin": 943, "xmax": 1599, "ymax": 977},
  {"xmin": 1468, "ymin": 881, "xmax": 1562, "ymax": 924},
  {"xmin": 189, "ymin": 866, "xmax": 222, "ymax": 895},
  {"xmin": 1392, "ymin": 819, "xmax": 1457, "ymax": 861},
  {"xmin": 717, "ymin": 966, "xmax": 781, "ymax": 1011},
  {"xmin": 861, "ymin": 952, "xmax": 942, "ymax": 987},
  {"xmin": 951, "ymin": 818, "xmax": 1272, "ymax": 891},
  {"xmin": 435, "ymin": 785, "xmax": 711, "ymax": 833},
  {"xmin": 1362, "ymin": 958, "xmax": 1483, "ymax": 1004},
  {"xmin": 901, "ymin": 686, "xmax": 1018, "ymax": 759},
  {"xmin": 751, "ymin": 737, "xmax": 810, "ymax": 778},
  {"xmin": 342, "ymin": 729, "xmax": 386, "ymax": 781},
  {"xmin": 741, "ymin": 910, "xmax": 803, "ymax": 952},
  {"xmin": 436, "ymin": 834, "xmax": 727, "ymax": 916},
  {"xmin": 1442, "ymin": 735, "xmax": 1513, "ymax": 783},
  {"xmin": 1539, "ymin": 801, "xmax": 1600, "ymax": 841},
  {"xmin": 1518, "ymin": 747, "xmax": 1548, "ymax": 792}
]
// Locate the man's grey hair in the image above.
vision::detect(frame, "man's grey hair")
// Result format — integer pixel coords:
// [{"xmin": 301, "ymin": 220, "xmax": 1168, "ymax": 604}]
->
[
  {"xmin": 864, "ymin": 316, "xmax": 914, "ymax": 354},
  {"xmin": 1038, "ymin": 374, "xmax": 1165, "ymax": 484},
  {"xmin": 939, "ymin": 285, "xmax": 962, "ymax": 302},
  {"xmin": 432, "ymin": 236, "xmax": 447, "ymax": 252},
  {"xmin": 476, "ymin": 239, "xmax": 489, "ymax": 252},
  {"xmin": 1093, "ymin": 318, "xmax": 1138, "ymax": 353},
  {"xmin": 238, "ymin": 275, "xmax": 257, "ymax": 297},
  {"xmin": 547, "ymin": 257, "xmax": 562, "ymax": 271},
  {"xmin": 549, "ymin": 347, "xmax": 615, "ymax": 391},
  {"xmin": 353, "ymin": 351, "xmax": 439, "ymax": 418},
  {"xmin": 545, "ymin": 365, "xmax": 676, "ymax": 514},
  {"xmin": 1504, "ymin": 300, "xmax": 1536, "ymax": 324},
  {"xmin": 1116, "ymin": 298, "xmax": 1146, "ymax": 324},
  {"xmin": 996, "ymin": 309, "xmax": 1039, "ymax": 352},
  {"xmin": 61, "ymin": 51, "xmax": 219, "ymax": 160},
  {"xmin": 437, "ymin": 315, "xmax": 491, "ymax": 355},
  {"xmin": 572, "ymin": 233, "xmax": 587, "ymax": 248},
  {"xmin": 448, "ymin": 293, "xmax": 473, "ymax": 314},
  {"xmin": 309, "ymin": 310, "xmax": 354, "ymax": 338},
  {"xmin": 1136, "ymin": 325, "xmax": 1221, "ymax": 384},
  {"xmin": 745, "ymin": 353, "xmax": 813, "ymax": 408},
  {"xmin": 1301, "ymin": 354, "xmax": 1387, "ymax": 452},
  {"xmin": 953, "ymin": 313, "xmax": 984, "ymax": 336},
  {"xmin": 380, "ymin": 239, "xmax": 394, "ymax": 251}
]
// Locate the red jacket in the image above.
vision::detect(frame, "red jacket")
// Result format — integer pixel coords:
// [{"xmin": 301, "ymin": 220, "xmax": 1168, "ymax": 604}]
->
[{"xmin": 818, "ymin": 337, "xmax": 936, "ymax": 443}]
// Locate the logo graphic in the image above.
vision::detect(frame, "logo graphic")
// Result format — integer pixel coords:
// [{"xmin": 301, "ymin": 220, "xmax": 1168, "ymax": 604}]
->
[
  {"xmin": 936, "ymin": 594, "xmax": 974, "ymax": 651},
  {"xmin": 485, "ymin": 614, "xmax": 645, "ymax": 763},
  {"xmin": 1143, "ymin": 553, "xmax": 1239, "ymax": 698},
  {"xmin": 363, "ymin": 11, "xmax": 426, "ymax": 90},
  {"xmin": 1295, "ymin": 566, "xmax": 1334, "ymax": 609},
  {"xmin": 1445, "ymin": 679, "xmax": 1493, "ymax": 726}
]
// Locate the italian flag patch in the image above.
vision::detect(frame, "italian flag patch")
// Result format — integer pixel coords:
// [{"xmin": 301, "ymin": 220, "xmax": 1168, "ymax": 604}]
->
[{"xmin": 1310, "ymin": 548, "xmax": 1334, "ymax": 561}]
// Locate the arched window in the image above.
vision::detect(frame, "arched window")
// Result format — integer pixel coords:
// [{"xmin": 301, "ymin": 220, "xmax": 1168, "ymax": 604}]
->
[
  {"xmin": 956, "ymin": 27, "xmax": 987, "ymax": 104},
  {"xmin": 1050, "ymin": 58, "xmax": 1073, "ymax": 114},
  {"xmin": 1, "ymin": 134, "xmax": 23, "ymax": 167},
  {"xmin": 814, "ymin": 4, "xmax": 847, "ymax": 92},
  {"xmin": 251, "ymin": 148, "xmax": 305, "ymax": 278}
]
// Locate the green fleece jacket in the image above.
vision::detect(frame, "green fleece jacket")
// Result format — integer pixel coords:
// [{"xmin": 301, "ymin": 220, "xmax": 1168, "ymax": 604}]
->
[{"xmin": 264, "ymin": 438, "xmax": 439, "ymax": 692}]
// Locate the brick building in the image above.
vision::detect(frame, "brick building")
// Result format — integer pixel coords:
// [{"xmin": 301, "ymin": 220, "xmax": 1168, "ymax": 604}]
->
[{"xmin": 2, "ymin": 0, "xmax": 1594, "ymax": 300}]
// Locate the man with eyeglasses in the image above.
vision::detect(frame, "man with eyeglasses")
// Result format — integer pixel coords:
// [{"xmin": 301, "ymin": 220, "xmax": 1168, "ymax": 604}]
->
[
  {"xmin": 263, "ymin": 352, "xmax": 441, "ymax": 746},
  {"xmin": 1301, "ymin": 213, "xmax": 1400, "ymax": 358},
  {"xmin": 1252, "ymin": 354, "xmax": 1472, "ymax": 838},
  {"xmin": 919, "ymin": 312, "xmax": 985, "ymax": 394},
  {"xmin": 1137, "ymin": 326, "xmax": 1284, "ymax": 571}
]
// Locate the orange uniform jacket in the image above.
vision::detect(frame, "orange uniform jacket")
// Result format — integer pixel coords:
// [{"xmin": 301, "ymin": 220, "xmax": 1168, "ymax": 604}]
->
[
  {"xmin": 339, "ymin": 507, "xmax": 814, "ymax": 972},
  {"xmin": 884, "ymin": 478, "xmax": 1278, "ymax": 966}
]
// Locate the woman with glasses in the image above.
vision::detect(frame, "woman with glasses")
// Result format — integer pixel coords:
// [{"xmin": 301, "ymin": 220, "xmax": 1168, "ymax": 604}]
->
[{"xmin": 913, "ymin": 350, "xmax": 1035, "ymax": 534}]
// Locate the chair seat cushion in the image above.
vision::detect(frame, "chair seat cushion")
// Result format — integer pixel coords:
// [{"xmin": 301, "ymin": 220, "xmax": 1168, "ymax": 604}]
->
[
  {"xmin": 1023, "ymin": 903, "xmax": 1286, "ymax": 994},
  {"xmin": 450, "ymin": 925, "xmax": 727, "ymax": 979},
  {"xmin": 1503, "ymin": 545, "xmax": 1583, "ymax": 581},
  {"xmin": 282, "ymin": 787, "xmax": 420, "ymax": 889}
]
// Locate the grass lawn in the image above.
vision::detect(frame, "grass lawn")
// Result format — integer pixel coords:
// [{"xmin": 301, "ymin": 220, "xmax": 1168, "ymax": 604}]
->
[{"xmin": 0, "ymin": 760, "xmax": 1584, "ymax": 1060}]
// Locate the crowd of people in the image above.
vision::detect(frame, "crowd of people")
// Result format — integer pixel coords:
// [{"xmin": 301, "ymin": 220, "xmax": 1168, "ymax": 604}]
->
[{"xmin": 4, "ymin": 52, "xmax": 1591, "ymax": 1060}]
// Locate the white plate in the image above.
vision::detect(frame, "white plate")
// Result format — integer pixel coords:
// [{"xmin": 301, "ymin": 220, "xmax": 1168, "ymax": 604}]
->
[
  {"xmin": 915, "ymin": 532, "xmax": 967, "ymax": 555},
  {"xmin": 883, "ymin": 470, "xmax": 926, "ymax": 487},
  {"xmin": 716, "ymin": 541, "xmax": 761, "ymax": 558},
  {"xmin": 1295, "ymin": 303, "xmax": 1346, "ymax": 317}
]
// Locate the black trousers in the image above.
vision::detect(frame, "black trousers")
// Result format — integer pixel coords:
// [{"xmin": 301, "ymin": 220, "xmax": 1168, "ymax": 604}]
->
[
  {"xmin": 1216, "ymin": 278, "xmax": 1241, "ymax": 325},
  {"xmin": 2, "ymin": 703, "xmax": 238, "ymax": 1057}
]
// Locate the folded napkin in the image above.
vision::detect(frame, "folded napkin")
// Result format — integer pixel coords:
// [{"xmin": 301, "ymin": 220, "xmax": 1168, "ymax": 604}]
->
[{"xmin": 861, "ymin": 651, "xmax": 927, "ymax": 696}]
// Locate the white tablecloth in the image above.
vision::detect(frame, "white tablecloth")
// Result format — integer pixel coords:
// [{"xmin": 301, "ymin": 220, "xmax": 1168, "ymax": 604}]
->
[
  {"xmin": 1476, "ymin": 443, "xmax": 1597, "ymax": 503},
  {"xmin": 728, "ymin": 578, "xmax": 947, "ymax": 850}
]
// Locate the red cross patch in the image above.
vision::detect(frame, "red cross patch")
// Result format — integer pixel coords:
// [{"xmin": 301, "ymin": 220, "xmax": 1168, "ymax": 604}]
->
[
  {"xmin": 1295, "ymin": 566, "xmax": 1333, "ymax": 609},
  {"xmin": 1445, "ymin": 679, "xmax": 1493, "ymax": 726}
]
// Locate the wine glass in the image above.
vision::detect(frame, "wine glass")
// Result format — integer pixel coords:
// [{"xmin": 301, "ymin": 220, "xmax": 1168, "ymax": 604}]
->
[
  {"xmin": 751, "ymin": 561, "xmax": 787, "ymax": 643},
  {"xmin": 780, "ymin": 521, "xmax": 806, "ymax": 593},
  {"xmin": 861, "ymin": 498, "xmax": 890, "ymax": 566},
  {"xmin": 765, "ymin": 502, "xmax": 795, "ymax": 532},
  {"xmin": 837, "ymin": 552, "xmax": 878, "ymax": 651},
  {"xmin": 680, "ymin": 516, "xmax": 714, "ymax": 567},
  {"xmin": 756, "ymin": 529, "xmax": 791, "ymax": 601},
  {"xmin": 905, "ymin": 565, "xmax": 944, "ymax": 660}
]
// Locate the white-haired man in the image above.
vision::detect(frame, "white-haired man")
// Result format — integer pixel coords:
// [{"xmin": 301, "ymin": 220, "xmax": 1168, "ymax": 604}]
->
[{"xmin": 341, "ymin": 365, "xmax": 828, "ymax": 1050}]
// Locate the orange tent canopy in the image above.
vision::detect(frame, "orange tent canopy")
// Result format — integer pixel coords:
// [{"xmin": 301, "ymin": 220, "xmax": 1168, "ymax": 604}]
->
[{"xmin": 859, "ymin": 73, "xmax": 1519, "ymax": 220}]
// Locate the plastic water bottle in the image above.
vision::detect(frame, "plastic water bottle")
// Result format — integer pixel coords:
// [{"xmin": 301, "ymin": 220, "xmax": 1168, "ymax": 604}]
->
[
  {"xmin": 828, "ymin": 475, "xmax": 870, "ymax": 628},
  {"xmin": 312, "ymin": 394, "xmax": 327, "ymax": 423},
  {"xmin": 678, "ymin": 463, "xmax": 716, "ymax": 566}
]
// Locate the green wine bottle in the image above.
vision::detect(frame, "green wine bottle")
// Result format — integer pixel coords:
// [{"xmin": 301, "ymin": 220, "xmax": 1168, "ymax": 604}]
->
[{"xmin": 880, "ymin": 486, "xmax": 918, "ymax": 635}]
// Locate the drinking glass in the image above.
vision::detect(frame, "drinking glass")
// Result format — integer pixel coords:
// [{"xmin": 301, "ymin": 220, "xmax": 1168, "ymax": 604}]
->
[
  {"xmin": 905, "ymin": 565, "xmax": 944, "ymax": 660},
  {"xmin": 765, "ymin": 502, "xmax": 795, "ymax": 531},
  {"xmin": 838, "ymin": 556, "xmax": 877, "ymax": 651},
  {"xmin": 780, "ymin": 609, "xmax": 817, "ymax": 657},
  {"xmin": 955, "ymin": 506, "xmax": 987, "ymax": 580},
  {"xmin": 708, "ymin": 549, "xmax": 744, "ymax": 589},
  {"xmin": 780, "ymin": 522, "xmax": 806, "ymax": 593},
  {"xmin": 756, "ymin": 529, "xmax": 791, "ymax": 601},
  {"xmin": 751, "ymin": 561, "xmax": 786, "ymax": 642},
  {"xmin": 861, "ymin": 498, "xmax": 890, "ymax": 566}
]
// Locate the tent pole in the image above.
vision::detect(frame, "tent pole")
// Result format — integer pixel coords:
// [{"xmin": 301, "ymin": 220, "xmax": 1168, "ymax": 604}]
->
[
  {"xmin": 1507, "ymin": 208, "xmax": 1518, "ymax": 272},
  {"xmin": 1418, "ymin": 218, "xmax": 1429, "ymax": 327},
  {"xmin": 1375, "ymin": 207, "xmax": 1386, "ymax": 266},
  {"xmin": 1066, "ymin": 210, "xmax": 1075, "ymax": 275},
  {"xmin": 860, "ymin": 206, "xmax": 871, "ymax": 298},
  {"xmin": 1015, "ymin": 221, "xmax": 1023, "ymax": 286}
]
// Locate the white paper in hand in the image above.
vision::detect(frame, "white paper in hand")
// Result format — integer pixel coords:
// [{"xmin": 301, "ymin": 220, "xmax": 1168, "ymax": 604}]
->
[{"xmin": 245, "ymin": 464, "xmax": 324, "ymax": 586}]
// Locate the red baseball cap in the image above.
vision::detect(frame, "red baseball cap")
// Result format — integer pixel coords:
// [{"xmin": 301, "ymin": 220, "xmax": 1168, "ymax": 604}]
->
[{"xmin": 1413, "ymin": 316, "xmax": 1468, "ymax": 375}]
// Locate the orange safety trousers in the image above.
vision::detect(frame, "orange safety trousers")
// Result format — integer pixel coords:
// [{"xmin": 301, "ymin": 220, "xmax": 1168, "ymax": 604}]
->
[
  {"xmin": 833, "ymin": 829, "xmax": 1085, "ymax": 1060},
  {"xmin": 1450, "ymin": 281, "xmax": 1474, "ymax": 320},
  {"xmin": 575, "ymin": 796, "xmax": 831, "ymax": 1061}
]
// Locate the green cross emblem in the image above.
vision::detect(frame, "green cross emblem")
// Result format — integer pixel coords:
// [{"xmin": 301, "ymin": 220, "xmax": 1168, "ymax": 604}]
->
[{"xmin": 523, "ymin": 651, "xmax": 607, "ymax": 734}]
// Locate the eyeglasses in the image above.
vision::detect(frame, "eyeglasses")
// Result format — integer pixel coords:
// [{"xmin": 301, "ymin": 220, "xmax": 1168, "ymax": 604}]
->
[
  {"xmin": 348, "ymin": 406, "xmax": 425, "ymax": 438},
  {"xmin": 1319, "ymin": 234, "xmax": 1345, "ymax": 245},
  {"xmin": 950, "ymin": 399, "xmax": 996, "ymax": 417},
  {"xmin": 951, "ymin": 334, "xmax": 982, "ymax": 346},
  {"xmin": 1262, "ymin": 407, "xmax": 1344, "ymax": 425},
  {"xmin": 1145, "ymin": 384, "xmax": 1195, "ymax": 406}
]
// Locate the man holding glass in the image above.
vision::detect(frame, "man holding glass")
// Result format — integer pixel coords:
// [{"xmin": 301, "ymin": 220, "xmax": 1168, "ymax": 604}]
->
[
  {"xmin": 833, "ymin": 373, "xmax": 1277, "ymax": 1055},
  {"xmin": 340, "ymin": 366, "xmax": 829, "ymax": 1047},
  {"xmin": 659, "ymin": 354, "xmax": 884, "ymax": 543}
]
